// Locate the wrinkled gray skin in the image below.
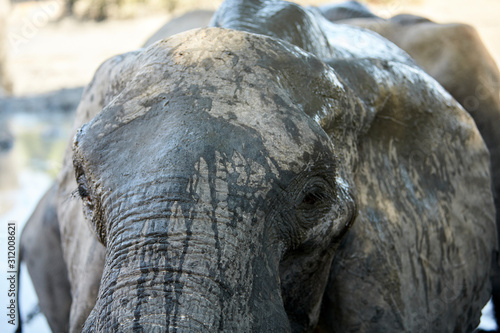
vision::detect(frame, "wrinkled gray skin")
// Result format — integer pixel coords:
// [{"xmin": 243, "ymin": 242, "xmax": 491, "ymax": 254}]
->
[
  {"xmin": 317, "ymin": 0, "xmax": 377, "ymax": 21},
  {"xmin": 319, "ymin": 1, "xmax": 500, "ymax": 327},
  {"xmin": 320, "ymin": 4, "xmax": 500, "ymax": 219},
  {"xmin": 20, "ymin": 184, "xmax": 72, "ymax": 333},
  {"xmin": 22, "ymin": 0, "xmax": 496, "ymax": 332}
]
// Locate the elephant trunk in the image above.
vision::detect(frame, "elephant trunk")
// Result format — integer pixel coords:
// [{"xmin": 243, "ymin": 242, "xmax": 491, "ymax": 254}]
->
[
  {"xmin": 86, "ymin": 255, "xmax": 226, "ymax": 332},
  {"xmin": 83, "ymin": 200, "xmax": 290, "ymax": 332}
]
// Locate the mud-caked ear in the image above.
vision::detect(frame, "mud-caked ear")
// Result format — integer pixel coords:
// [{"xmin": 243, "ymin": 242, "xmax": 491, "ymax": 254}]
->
[
  {"xmin": 55, "ymin": 48, "xmax": 146, "ymax": 333},
  {"xmin": 320, "ymin": 57, "xmax": 496, "ymax": 332}
]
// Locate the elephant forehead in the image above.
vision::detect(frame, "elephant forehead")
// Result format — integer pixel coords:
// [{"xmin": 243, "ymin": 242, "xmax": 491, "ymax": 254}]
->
[
  {"xmin": 75, "ymin": 28, "xmax": 340, "ymax": 178},
  {"xmin": 84, "ymin": 27, "xmax": 345, "ymax": 133},
  {"xmin": 147, "ymin": 27, "xmax": 334, "ymax": 72},
  {"xmin": 76, "ymin": 94, "xmax": 335, "ymax": 192}
]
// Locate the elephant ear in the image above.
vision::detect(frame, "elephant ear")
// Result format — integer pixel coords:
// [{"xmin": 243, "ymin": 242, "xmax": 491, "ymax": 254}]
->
[
  {"xmin": 56, "ymin": 50, "xmax": 141, "ymax": 331},
  {"xmin": 318, "ymin": 57, "xmax": 496, "ymax": 332}
]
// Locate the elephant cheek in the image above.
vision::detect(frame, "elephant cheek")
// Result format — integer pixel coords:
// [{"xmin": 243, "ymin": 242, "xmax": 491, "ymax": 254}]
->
[{"xmin": 280, "ymin": 247, "xmax": 337, "ymax": 332}]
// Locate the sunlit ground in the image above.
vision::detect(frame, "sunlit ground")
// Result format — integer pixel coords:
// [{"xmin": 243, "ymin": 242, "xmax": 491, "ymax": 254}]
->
[{"xmin": 1, "ymin": 0, "xmax": 500, "ymax": 332}]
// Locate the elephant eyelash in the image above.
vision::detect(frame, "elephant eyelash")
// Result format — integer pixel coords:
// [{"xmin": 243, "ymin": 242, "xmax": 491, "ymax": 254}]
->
[
  {"xmin": 70, "ymin": 187, "xmax": 81, "ymax": 200},
  {"xmin": 78, "ymin": 183, "xmax": 89, "ymax": 199},
  {"xmin": 70, "ymin": 186, "xmax": 93, "ymax": 206},
  {"xmin": 301, "ymin": 191, "xmax": 329, "ymax": 206},
  {"xmin": 299, "ymin": 181, "xmax": 334, "ymax": 208},
  {"xmin": 74, "ymin": 170, "xmax": 94, "ymax": 203}
]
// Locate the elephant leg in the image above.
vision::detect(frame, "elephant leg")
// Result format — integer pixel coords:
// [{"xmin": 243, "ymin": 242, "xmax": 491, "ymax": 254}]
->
[{"xmin": 20, "ymin": 183, "xmax": 71, "ymax": 333}]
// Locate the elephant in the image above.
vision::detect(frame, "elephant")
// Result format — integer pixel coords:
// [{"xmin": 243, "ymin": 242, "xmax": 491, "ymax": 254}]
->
[
  {"xmin": 21, "ymin": 0, "xmax": 496, "ymax": 332},
  {"xmin": 316, "ymin": 0, "xmax": 377, "ymax": 22},
  {"xmin": 317, "ymin": 1, "xmax": 500, "ymax": 327},
  {"xmin": 20, "ymin": 184, "xmax": 72, "ymax": 333},
  {"xmin": 143, "ymin": 3, "xmax": 500, "ymax": 158},
  {"xmin": 317, "ymin": 3, "xmax": 500, "ymax": 216}
]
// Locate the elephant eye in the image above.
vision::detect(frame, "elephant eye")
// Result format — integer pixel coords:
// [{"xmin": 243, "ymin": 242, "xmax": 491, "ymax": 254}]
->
[
  {"xmin": 78, "ymin": 183, "xmax": 89, "ymax": 199},
  {"xmin": 76, "ymin": 173, "xmax": 93, "ymax": 207},
  {"xmin": 301, "ymin": 191, "xmax": 325, "ymax": 206},
  {"xmin": 296, "ymin": 178, "xmax": 335, "ymax": 224},
  {"xmin": 299, "ymin": 181, "xmax": 332, "ymax": 210}
]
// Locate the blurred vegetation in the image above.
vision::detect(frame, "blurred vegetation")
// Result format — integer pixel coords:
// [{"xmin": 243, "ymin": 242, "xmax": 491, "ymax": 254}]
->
[
  {"xmin": 62, "ymin": 0, "xmax": 409, "ymax": 21},
  {"xmin": 66, "ymin": 0, "xmax": 222, "ymax": 20}
]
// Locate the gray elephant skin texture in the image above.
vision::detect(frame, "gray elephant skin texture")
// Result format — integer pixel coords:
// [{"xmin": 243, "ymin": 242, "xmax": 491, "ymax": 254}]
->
[{"xmin": 21, "ymin": 0, "xmax": 496, "ymax": 332}]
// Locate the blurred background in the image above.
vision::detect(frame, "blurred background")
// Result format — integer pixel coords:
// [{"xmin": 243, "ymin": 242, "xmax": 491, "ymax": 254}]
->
[{"xmin": 0, "ymin": 0, "xmax": 499, "ymax": 332}]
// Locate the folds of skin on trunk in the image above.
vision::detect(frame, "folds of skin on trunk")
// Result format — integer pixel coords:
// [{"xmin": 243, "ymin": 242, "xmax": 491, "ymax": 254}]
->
[{"xmin": 82, "ymin": 167, "xmax": 290, "ymax": 332}]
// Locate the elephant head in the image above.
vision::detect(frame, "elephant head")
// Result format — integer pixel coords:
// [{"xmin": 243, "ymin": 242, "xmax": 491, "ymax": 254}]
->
[
  {"xmin": 72, "ymin": 28, "xmax": 357, "ymax": 332},
  {"xmin": 51, "ymin": 1, "xmax": 495, "ymax": 332}
]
